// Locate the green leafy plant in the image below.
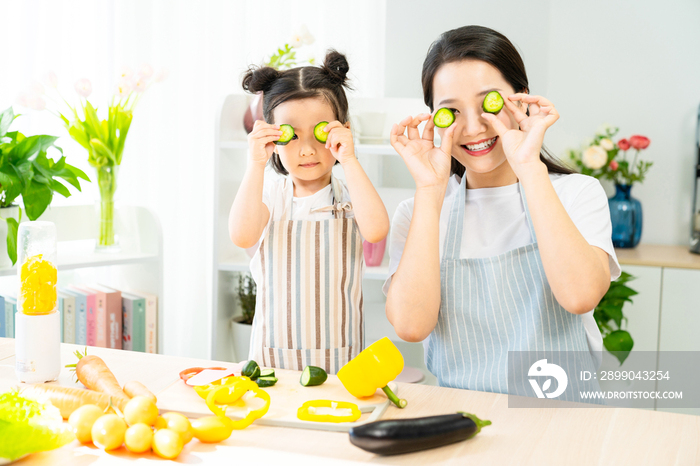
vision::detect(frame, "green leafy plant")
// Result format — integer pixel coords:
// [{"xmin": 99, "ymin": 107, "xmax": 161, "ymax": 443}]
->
[
  {"xmin": 237, "ymin": 273, "xmax": 257, "ymax": 325},
  {"xmin": 594, "ymin": 271, "xmax": 636, "ymax": 365},
  {"xmin": 0, "ymin": 107, "xmax": 89, "ymax": 264},
  {"xmin": 264, "ymin": 25, "xmax": 315, "ymax": 70}
]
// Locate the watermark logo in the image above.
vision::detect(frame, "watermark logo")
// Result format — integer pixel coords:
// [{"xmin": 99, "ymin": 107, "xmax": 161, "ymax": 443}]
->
[{"xmin": 528, "ymin": 359, "xmax": 568, "ymax": 399}]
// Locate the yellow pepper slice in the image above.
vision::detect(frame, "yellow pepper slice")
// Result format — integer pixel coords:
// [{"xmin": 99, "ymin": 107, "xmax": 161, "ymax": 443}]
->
[
  {"xmin": 337, "ymin": 337, "xmax": 407, "ymax": 408},
  {"xmin": 194, "ymin": 375, "xmax": 270, "ymax": 428},
  {"xmin": 297, "ymin": 400, "xmax": 361, "ymax": 423}
]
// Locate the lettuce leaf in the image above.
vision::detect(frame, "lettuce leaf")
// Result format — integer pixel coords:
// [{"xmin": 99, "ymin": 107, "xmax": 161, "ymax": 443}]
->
[{"xmin": 0, "ymin": 391, "xmax": 74, "ymax": 461}]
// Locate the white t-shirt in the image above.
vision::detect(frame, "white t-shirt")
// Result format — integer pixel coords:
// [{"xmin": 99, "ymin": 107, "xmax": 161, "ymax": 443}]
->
[
  {"xmin": 382, "ymin": 173, "xmax": 621, "ymax": 356},
  {"xmin": 248, "ymin": 176, "xmax": 355, "ymax": 286}
]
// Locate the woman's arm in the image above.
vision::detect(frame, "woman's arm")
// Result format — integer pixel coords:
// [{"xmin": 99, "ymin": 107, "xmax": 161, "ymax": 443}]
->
[
  {"xmin": 483, "ymin": 94, "xmax": 610, "ymax": 314},
  {"xmin": 385, "ymin": 114, "xmax": 456, "ymax": 342},
  {"xmin": 228, "ymin": 121, "xmax": 280, "ymax": 248}
]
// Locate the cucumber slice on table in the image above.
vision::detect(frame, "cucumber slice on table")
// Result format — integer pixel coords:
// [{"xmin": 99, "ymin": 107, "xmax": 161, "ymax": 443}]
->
[
  {"xmin": 256, "ymin": 376, "xmax": 278, "ymax": 388},
  {"xmin": 275, "ymin": 124, "xmax": 295, "ymax": 145},
  {"xmin": 482, "ymin": 91, "xmax": 504, "ymax": 114},
  {"xmin": 300, "ymin": 366, "xmax": 328, "ymax": 386},
  {"xmin": 314, "ymin": 121, "xmax": 329, "ymax": 143},
  {"xmin": 433, "ymin": 108, "xmax": 455, "ymax": 128},
  {"xmin": 242, "ymin": 360, "xmax": 260, "ymax": 378},
  {"xmin": 260, "ymin": 369, "xmax": 275, "ymax": 378}
]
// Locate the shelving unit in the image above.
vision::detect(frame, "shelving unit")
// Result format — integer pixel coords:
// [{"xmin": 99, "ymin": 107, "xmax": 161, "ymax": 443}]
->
[
  {"xmin": 212, "ymin": 94, "xmax": 434, "ymax": 382},
  {"xmin": 0, "ymin": 204, "xmax": 164, "ymax": 353}
]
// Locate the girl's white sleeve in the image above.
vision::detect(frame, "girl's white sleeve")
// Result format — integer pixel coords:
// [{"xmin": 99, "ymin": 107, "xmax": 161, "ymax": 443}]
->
[{"xmin": 382, "ymin": 198, "xmax": 414, "ymax": 296}]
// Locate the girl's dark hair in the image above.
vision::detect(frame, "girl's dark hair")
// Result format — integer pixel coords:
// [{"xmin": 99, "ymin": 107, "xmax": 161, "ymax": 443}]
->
[
  {"xmin": 421, "ymin": 25, "xmax": 573, "ymax": 177},
  {"xmin": 242, "ymin": 50, "xmax": 351, "ymax": 175}
]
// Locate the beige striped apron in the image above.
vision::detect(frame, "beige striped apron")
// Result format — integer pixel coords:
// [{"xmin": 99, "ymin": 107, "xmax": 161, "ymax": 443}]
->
[{"xmin": 248, "ymin": 176, "xmax": 364, "ymax": 374}]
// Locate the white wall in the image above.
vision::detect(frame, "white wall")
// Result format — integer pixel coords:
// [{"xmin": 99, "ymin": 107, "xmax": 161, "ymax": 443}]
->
[{"xmin": 384, "ymin": 0, "xmax": 700, "ymax": 246}]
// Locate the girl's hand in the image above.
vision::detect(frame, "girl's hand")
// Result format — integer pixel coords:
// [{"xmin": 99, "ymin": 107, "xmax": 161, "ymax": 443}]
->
[
  {"xmin": 390, "ymin": 113, "xmax": 456, "ymax": 190},
  {"xmin": 323, "ymin": 121, "xmax": 356, "ymax": 165},
  {"xmin": 481, "ymin": 94, "xmax": 559, "ymax": 176},
  {"xmin": 248, "ymin": 120, "xmax": 282, "ymax": 167}
]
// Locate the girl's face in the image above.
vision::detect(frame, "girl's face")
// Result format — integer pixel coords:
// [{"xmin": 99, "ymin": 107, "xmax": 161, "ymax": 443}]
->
[
  {"xmin": 272, "ymin": 97, "xmax": 339, "ymax": 189},
  {"xmin": 432, "ymin": 59, "xmax": 521, "ymax": 178}
]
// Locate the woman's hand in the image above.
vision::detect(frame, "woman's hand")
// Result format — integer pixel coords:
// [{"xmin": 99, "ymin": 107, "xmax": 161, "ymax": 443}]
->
[
  {"xmin": 323, "ymin": 121, "xmax": 356, "ymax": 165},
  {"xmin": 248, "ymin": 120, "xmax": 282, "ymax": 167},
  {"xmin": 481, "ymin": 94, "xmax": 559, "ymax": 176},
  {"xmin": 390, "ymin": 113, "xmax": 456, "ymax": 190}
]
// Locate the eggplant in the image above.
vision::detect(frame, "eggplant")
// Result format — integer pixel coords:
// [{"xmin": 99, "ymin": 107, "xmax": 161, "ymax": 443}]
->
[{"xmin": 348, "ymin": 412, "xmax": 491, "ymax": 456}]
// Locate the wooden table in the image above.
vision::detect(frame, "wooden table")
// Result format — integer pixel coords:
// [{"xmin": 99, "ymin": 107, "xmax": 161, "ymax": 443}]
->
[{"xmin": 1, "ymin": 338, "xmax": 699, "ymax": 465}]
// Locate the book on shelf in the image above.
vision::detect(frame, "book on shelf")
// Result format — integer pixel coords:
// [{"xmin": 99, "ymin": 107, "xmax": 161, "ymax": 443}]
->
[
  {"xmin": 88, "ymin": 285, "xmax": 122, "ymax": 350},
  {"xmin": 4, "ymin": 296, "xmax": 16, "ymax": 338},
  {"xmin": 69, "ymin": 286, "xmax": 98, "ymax": 347},
  {"xmin": 121, "ymin": 292, "xmax": 146, "ymax": 352},
  {"xmin": 128, "ymin": 290, "xmax": 157, "ymax": 353},
  {"xmin": 58, "ymin": 291, "xmax": 76, "ymax": 344},
  {"xmin": 61, "ymin": 287, "xmax": 87, "ymax": 345}
]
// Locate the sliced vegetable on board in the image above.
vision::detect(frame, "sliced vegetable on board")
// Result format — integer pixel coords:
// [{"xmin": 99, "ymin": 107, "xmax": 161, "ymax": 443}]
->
[
  {"xmin": 194, "ymin": 375, "xmax": 270, "ymax": 429},
  {"xmin": 349, "ymin": 412, "xmax": 491, "ymax": 455},
  {"xmin": 256, "ymin": 376, "xmax": 278, "ymax": 387},
  {"xmin": 297, "ymin": 400, "xmax": 361, "ymax": 423},
  {"xmin": 241, "ymin": 360, "xmax": 260, "ymax": 379},
  {"xmin": 337, "ymin": 337, "xmax": 407, "ymax": 408},
  {"xmin": 300, "ymin": 365, "xmax": 327, "ymax": 386}
]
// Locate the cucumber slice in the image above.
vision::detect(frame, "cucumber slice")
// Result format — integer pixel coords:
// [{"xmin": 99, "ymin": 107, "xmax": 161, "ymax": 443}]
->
[
  {"xmin": 260, "ymin": 369, "xmax": 275, "ymax": 378},
  {"xmin": 433, "ymin": 108, "xmax": 455, "ymax": 128},
  {"xmin": 242, "ymin": 360, "xmax": 259, "ymax": 378},
  {"xmin": 314, "ymin": 121, "xmax": 329, "ymax": 143},
  {"xmin": 482, "ymin": 91, "xmax": 504, "ymax": 114},
  {"xmin": 249, "ymin": 366, "xmax": 261, "ymax": 380},
  {"xmin": 300, "ymin": 366, "xmax": 328, "ymax": 386},
  {"xmin": 275, "ymin": 124, "xmax": 295, "ymax": 145},
  {"xmin": 256, "ymin": 376, "xmax": 278, "ymax": 388}
]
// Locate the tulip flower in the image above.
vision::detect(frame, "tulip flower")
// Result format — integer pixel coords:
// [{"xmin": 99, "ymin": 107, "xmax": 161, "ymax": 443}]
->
[
  {"xmin": 118, "ymin": 66, "xmax": 134, "ymax": 80},
  {"xmin": 74, "ymin": 78, "xmax": 92, "ymax": 98},
  {"xmin": 42, "ymin": 71, "xmax": 58, "ymax": 89},
  {"xmin": 134, "ymin": 78, "xmax": 147, "ymax": 93},
  {"xmin": 138, "ymin": 64, "xmax": 154, "ymax": 79}
]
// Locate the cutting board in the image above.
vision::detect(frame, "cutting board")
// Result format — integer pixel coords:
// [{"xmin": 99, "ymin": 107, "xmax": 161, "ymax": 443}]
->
[{"xmin": 156, "ymin": 367, "xmax": 398, "ymax": 432}]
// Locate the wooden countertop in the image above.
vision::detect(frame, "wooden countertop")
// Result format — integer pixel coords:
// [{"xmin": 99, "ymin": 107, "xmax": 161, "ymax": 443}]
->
[
  {"xmin": 616, "ymin": 244, "xmax": 700, "ymax": 270},
  {"xmin": 1, "ymin": 338, "xmax": 699, "ymax": 465}
]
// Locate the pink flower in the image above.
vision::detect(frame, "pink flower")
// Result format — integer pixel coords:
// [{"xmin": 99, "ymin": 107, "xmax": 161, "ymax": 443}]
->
[
  {"xmin": 133, "ymin": 78, "xmax": 147, "ymax": 93},
  {"xmin": 115, "ymin": 78, "xmax": 134, "ymax": 97},
  {"xmin": 609, "ymin": 160, "xmax": 619, "ymax": 171},
  {"xmin": 42, "ymin": 71, "xmax": 58, "ymax": 89},
  {"xmin": 617, "ymin": 138, "xmax": 630, "ymax": 151},
  {"xmin": 74, "ymin": 78, "xmax": 92, "ymax": 98},
  {"xmin": 118, "ymin": 66, "xmax": 134, "ymax": 80},
  {"xmin": 15, "ymin": 92, "xmax": 31, "ymax": 108},
  {"xmin": 28, "ymin": 95, "xmax": 47, "ymax": 111},
  {"xmin": 30, "ymin": 81, "xmax": 45, "ymax": 95},
  {"xmin": 629, "ymin": 135, "xmax": 650, "ymax": 150},
  {"xmin": 138, "ymin": 64, "xmax": 154, "ymax": 79}
]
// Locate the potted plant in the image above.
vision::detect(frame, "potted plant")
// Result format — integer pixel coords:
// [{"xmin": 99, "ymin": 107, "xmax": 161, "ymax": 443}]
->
[
  {"xmin": 594, "ymin": 271, "xmax": 636, "ymax": 366},
  {"xmin": 0, "ymin": 106, "xmax": 89, "ymax": 267},
  {"xmin": 230, "ymin": 273, "xmax": 257, "ymax": 362}
]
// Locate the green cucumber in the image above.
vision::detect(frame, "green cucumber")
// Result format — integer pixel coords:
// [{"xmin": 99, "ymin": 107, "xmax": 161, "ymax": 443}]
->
[
  {"xmin": 482, "ymin": 91, "xmax": 504, "ymax": 114},
  {"xmin": 300, "ymin": 366, "xmax": 328, "ymax": 387},
  {"xmin": 260, "ymin": 369, "xmax": 275, "ymax": 378},
  {"xmin": 275, "ymin": 124, "xmax": 295, "ymax": 145},
  {"xmin": 314, "ymin": 121, "xmax": 329, "ymax": 143},
  {"xmin": 433, "ymin": 108, "xmax": 455, "ymax": 128},
  {"xmin": 242, "ymin": 360, "xmax": 259, "ymax": 378},
  {"xmin": 256, "ymin": 376, "xmax": 278, "ymax": 387}
]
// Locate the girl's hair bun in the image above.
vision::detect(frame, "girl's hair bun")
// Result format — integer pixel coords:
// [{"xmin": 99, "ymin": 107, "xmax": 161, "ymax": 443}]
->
[
  {"xmin": 321, "ymin": 50, "xmax": 350, "ymax": 87},
  {"xmin": 242, "ymin": 66, "xmax": 281, "ymax": 93}
]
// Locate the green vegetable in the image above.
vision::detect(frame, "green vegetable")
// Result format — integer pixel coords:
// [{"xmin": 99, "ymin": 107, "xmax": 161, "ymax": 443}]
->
[
  {"xmin": 300, "ymin": 366, "xmax": 328, "ymax": 387},
  {"xmin": 0, "ymin": 390, "xmax": 74, "ymax": 461},
  {"xmin": 433, "ymin": 108, "xmax": 455, "ymax": 128},
  {"xmin": 482, "ymin": 91, "xmax": 504, "ymax": 114},
  {"xmin": 242, "ymin": 360, "xmax": 260, "ymax": 378},
  {"xmin": 275, "ymin": 124, "xmax": 295, "ymax": 145},
  {"xmin": 314, "ymin": 121, "xmax": 329, "ymax": 143},
  {"xmin": 260, "ymin": 369, "xmax": 275, "ymax": 378},
  {"xmin": 256, "ymin": 377, "xmax": 278, "ymax": 388}
]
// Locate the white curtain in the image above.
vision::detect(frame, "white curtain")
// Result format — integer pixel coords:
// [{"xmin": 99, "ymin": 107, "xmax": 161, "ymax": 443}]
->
[{"xmin": 0, "ymin": 0, "xmax": 386, "ymax": 358}]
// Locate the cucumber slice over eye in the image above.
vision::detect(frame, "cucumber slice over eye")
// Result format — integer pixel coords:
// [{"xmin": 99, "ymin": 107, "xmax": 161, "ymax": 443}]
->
[
  {"xmin": 482, "ymin": 91, "xmax": 504, "ymax": 114},
  {"xmin": 314, "ymin": 121, "xmax": 329, "ymax": 143},
  {"xmin": 275, "ymin": 124, "xmax": 295, "ymax": 145},
  {"xmin": 300, "ymin": 366, "xmax": 328, "ymax": 386},
  {"xmin": 433, "ymin": 108, "xmax": 455, "ymax": 128}
]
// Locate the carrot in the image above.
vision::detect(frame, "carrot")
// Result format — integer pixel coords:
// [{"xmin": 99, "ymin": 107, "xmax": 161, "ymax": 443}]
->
[
  {"xmin": 21, "ymin": 384, "xmax": 114, "ymax": 419},
  {"xmin": 67, "ymin": 350, "xmax": 131, "ymax": 412},
  {"xmin": 123, "ymin": 381, "xmax": 157, "ymax": 403}
]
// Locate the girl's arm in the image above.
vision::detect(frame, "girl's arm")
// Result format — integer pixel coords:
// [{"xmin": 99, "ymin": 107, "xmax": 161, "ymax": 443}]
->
[
  {"xmin": 228, "ymin": 121, "xmax": 281, "ymax": 248},
  {"xmin": 483, "ymin": 94, "xmax": 610, "ymax": 315},
  {"xmin": 324, "ymin": 121, "xmax": 389, "ymax": 243},
  {"xmin": 385, "ymin": 114, "xmax": 456, "ymax": 342}
]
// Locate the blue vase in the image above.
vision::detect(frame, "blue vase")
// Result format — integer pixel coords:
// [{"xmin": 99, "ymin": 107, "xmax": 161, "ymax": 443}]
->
[{"xmin": 609, "ymin": 184, "xmax": 642, "ymax": 248}]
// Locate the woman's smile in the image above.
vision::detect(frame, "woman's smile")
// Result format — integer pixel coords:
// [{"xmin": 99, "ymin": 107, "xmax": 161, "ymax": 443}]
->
[{"xmin": 461, "ymin": 136, "xmax": 498, "ymax": 156}]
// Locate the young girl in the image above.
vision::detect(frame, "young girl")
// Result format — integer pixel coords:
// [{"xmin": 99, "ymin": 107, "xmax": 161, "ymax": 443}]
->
[
  {"xmin": 385, "ymin": 26, "xmax": 620, "ymax": 395},
  {"xmin": 230, "ymin": 50, "xmax": 389, "ymax": 374}
]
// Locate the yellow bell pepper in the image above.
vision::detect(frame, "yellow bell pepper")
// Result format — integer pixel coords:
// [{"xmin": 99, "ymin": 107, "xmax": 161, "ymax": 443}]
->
[
  {"xmin": 194, "ymin": 375, "xmax": 270, "ymax": 428},
  {"xmin": 297, "ymin": 400, "xmax": 361, "ymax": 423},
  {"xmin": 337, "ymin": 337, "xmax": 407, "ymax": 408}
]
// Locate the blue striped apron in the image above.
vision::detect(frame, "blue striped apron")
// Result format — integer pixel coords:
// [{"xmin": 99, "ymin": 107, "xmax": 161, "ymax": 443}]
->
[
  {"xmin": 249, "ymin": 176, "xmax": 364, "ymax": 374},
  {"xmin": 426, "ymin": 174, "xmax": 599, "ymax": 399}
]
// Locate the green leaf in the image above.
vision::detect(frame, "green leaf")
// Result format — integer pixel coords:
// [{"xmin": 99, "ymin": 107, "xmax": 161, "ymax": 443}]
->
[
  {"xmin": 89, "ymin": 138, "xmax": 116, "ymax": 165},
  {"xmin": 22, "ymin": 180, "xmax": 53, "ymax": 220},
  {"xmin": 5, "ymin": 217, "xmax": 18, "ymax": 265},
  {"xmin": 7, "ymin": 135, "xmax": 59, "ymax": 163},
  {"xmin": 48, "ymin": 179, "xmax": 71, "ymax": 198},
  {"xmin": 597, "ymin": 303, "xmax": 623, "ymax": 328},
  {"xmin": 605, "ymin": 285, "xmax": 638, "ymax": 300},
  {"xmin": 83, "ymin": 101, "xmax": 105, "ymax": 140},
  {"xmin": 0, "ymin": 107, "xmax": 14, "ymax": 137},
  {"xmin": 603, "ymin": 330, "xmax": 634, "ymax": 365}
]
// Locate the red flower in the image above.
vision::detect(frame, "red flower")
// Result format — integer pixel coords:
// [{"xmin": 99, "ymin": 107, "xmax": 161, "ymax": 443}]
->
[
  {"xmin": 617, "ymin": 138, "xmax": 630, "ymax": 151},
  {"xmin": 629, "ymin": 135, "xmax": 650, "ymax": 150},
  {"xmin": 609, "ymin": 160, "xmax": 619, "ymax": 171}
]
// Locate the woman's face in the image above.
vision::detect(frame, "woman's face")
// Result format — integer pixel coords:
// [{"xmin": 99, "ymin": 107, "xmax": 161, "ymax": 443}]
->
[
  {"xmin": 272, "ymin": 97, "xmax": 338, "ymax": 185},
  {"xmin": 432, "ymin": 59, "xmax": 521, "ymax": 176}
]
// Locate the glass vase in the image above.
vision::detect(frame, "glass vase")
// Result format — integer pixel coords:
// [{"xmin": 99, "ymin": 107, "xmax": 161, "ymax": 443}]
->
[
  {"xmin": 609, "ymin": 183, "xmax": 642, "ymax": 248},
  {"xmin": 96, "ymin": 165, "xmax": 119, "ymax": 252}
]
